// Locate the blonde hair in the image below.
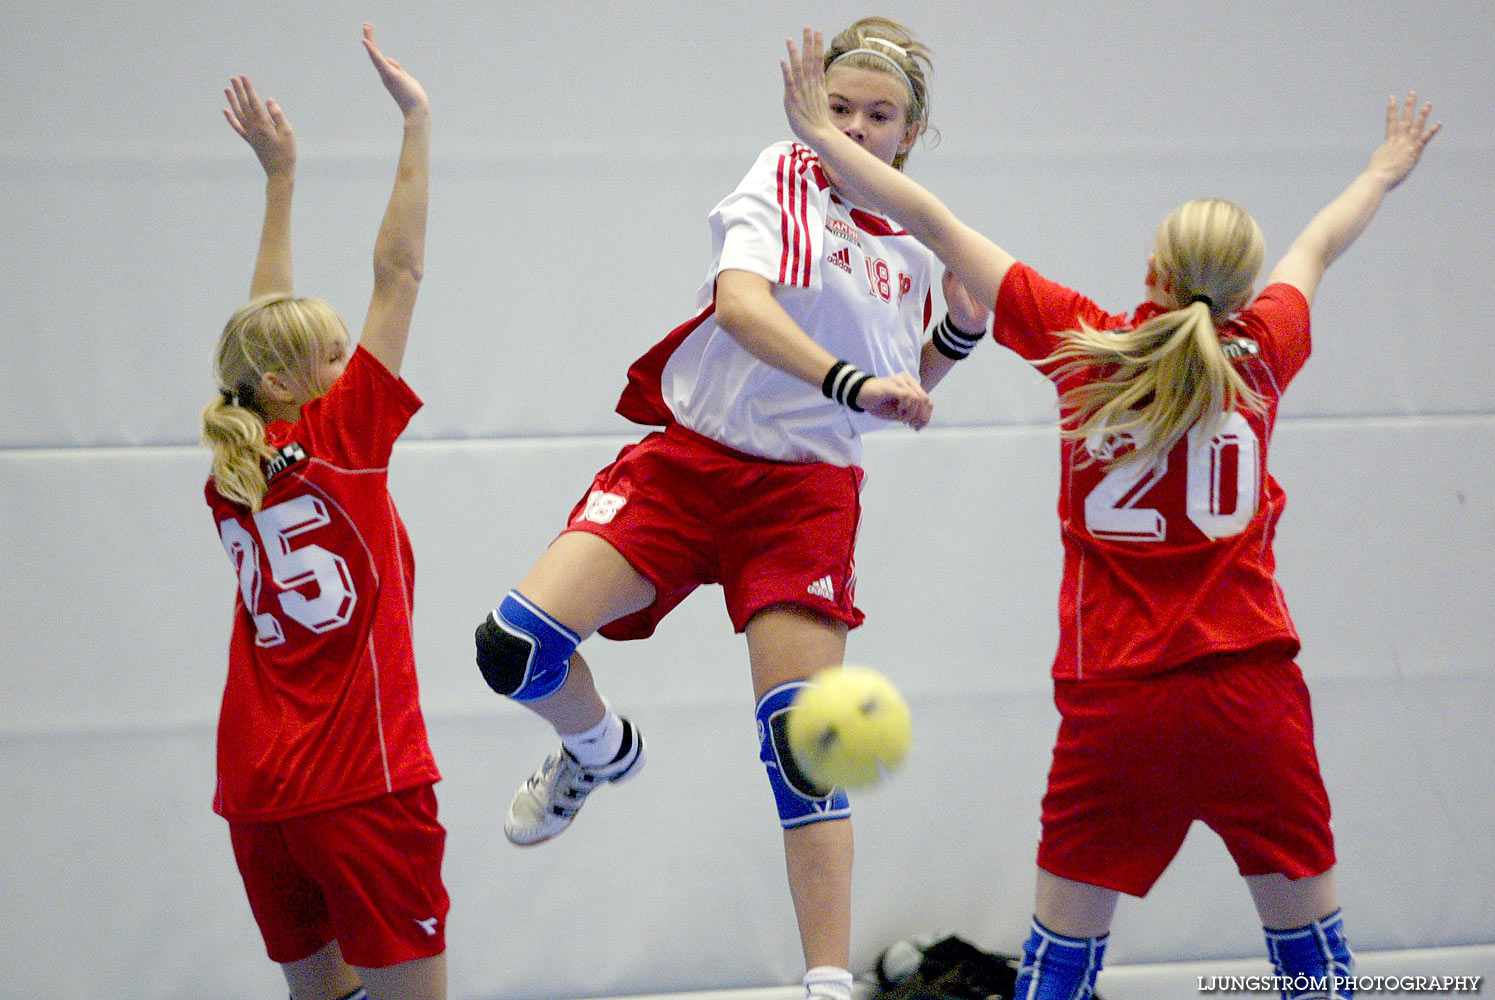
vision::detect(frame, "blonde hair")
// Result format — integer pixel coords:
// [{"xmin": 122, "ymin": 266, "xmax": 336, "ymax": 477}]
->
[
  {"xmin": 825, "ymin": 16, "xmax": 935, "ymax": 171},
  {"xmin": 201, "ymin": 293, "xmax": 345, "ymax": 509},
  {"xmin": 1047, "ymin": 198, "xmax": 1268, "ymax": 469}
]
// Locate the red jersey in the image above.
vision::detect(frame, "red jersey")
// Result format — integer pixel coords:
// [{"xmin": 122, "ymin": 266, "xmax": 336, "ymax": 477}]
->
[
  {"xmin": 990, "ymin": 263, "xmax": 1312, "ymax": 680},
  {"xmin": 205, "ymin": 346, "xmax": 439, "ymax": 820}
]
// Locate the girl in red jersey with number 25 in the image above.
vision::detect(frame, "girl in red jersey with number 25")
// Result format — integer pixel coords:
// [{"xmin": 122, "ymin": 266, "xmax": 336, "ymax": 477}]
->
[
  {"xmin": 201, "ymin": 25, "xmax": 445, "ymax": 1000},
  {"xmin": 784, "ymin": 27, "xmax": 1439, "ymax": 1000}
]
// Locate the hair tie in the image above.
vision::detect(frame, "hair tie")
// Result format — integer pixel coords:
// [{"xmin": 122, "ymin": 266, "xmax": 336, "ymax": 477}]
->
[
  {"xmin": 220, "ymin": 388, "xmax": 236, "ymax": 406},
  {"xmin": 1189, "ymin": 294, "xmax": 1214, "ymax": 311},
  {"xmin": 828, "ymin": 46, "xmax": 917, "ymax": 105}
]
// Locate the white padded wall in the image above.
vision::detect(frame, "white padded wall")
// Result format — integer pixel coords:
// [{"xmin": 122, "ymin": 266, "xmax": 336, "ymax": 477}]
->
[{"xmin": 1, "ymin": 2, "xmax": 1491, "ymax": 999}]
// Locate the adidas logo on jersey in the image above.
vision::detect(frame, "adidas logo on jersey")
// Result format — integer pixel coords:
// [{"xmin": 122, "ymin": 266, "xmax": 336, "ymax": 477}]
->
[
  {"xmin": 827, "ymin": 247, "xmax": 853, "ymax": 274},
  {"xmin": 806, "ymin": 575, "xmax": 836, "ymax": 601}
]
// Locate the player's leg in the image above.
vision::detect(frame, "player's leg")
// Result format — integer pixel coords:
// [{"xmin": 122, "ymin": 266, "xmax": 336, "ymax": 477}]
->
[
  {"xmin": 1033, "ymin": 866, "xmax": 1119, "ymax": 937},
  {"xmin": 1014, "ymin": 676, "xmax": 1195, "ymax": 1000},
  {"xmin": 281, "ymin": 940, "xmax": 364, "ymax": 1000},
  {"xmin": 1248, "ymin": 869, "xmax": 1353, "ymax": 998},
  {"xmin": 746, "ymin": 603, "xmax": 855, "ymax": 1000},
  {"xmin": 231, "ymin": 819, "xmax": 362, "ymax": 1000},
  {"xmin": 1249, "ymin": 867, "xmax": 1340, "ymax": 930},
  {"xmin": 1205, "ymin": 658, "xmax": 1350, "ymax": 997},
  {"xmin": 479, "ymin": 530, "xmax": 655, "ymax": 845},
  {"xmin": 354, "ymin": 953, "xmax": 447, "ymax": 1000},
  {"xmin": 1007, "ymin": 867, "xmax": 1115, "ymax": 1000}
]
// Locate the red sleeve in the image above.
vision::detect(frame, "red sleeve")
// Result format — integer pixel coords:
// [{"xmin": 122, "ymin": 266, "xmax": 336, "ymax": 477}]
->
[
  {"xmin": 1235, "ymin": 283, "xmax": 1311, "ymax": 388},
  {"xmin": 990, "ymin": 262, "xmax": 1130, "ymax": 366},
  {"xmin": 296, "ymin": 346, "xmax": 422, "ymax": 470}
]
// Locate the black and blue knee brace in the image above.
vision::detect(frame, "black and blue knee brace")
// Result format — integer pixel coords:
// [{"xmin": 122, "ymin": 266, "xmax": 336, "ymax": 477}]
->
[
  {"xmin": 475, "ymin": 591, "xmax": 579, "ymax": 702},
  {"xmin": 756, "ymin": 680, "xmax": 851, "ymax": 828}
]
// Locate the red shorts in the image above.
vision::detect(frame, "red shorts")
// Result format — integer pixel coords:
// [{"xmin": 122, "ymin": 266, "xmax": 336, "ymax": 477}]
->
[
  {"xmin": 228, "ymin": 784, "xmax": 449, "ymax": 968},
  {"xmin": 563, "ymin": 423, "xmax": 865, "ymax": 639},
  {"xmin": 1036, "ymin": 652, "xmax": 1335, "ymax": 897}
]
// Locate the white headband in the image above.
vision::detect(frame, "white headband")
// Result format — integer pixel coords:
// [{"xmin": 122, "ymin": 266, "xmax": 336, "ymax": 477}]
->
[{"xmin": 828, "ymin": 44, "xmax": 918, "ymax": 107}]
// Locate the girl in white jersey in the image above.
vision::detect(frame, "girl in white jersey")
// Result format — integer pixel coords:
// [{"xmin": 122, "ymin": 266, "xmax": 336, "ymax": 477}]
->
[
  {"xmin": 783, "ymin": 27, "xmax": 1440, "ymax": 1000},
  {"xmin": 472, "ymin": 17, "xmax": 988, "ymax": 1000}
]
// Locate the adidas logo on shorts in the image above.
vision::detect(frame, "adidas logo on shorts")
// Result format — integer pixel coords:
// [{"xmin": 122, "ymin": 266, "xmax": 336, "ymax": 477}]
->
[{"xmin": 806, "ymin": 575, "xmax": 835, "ymax": 601}]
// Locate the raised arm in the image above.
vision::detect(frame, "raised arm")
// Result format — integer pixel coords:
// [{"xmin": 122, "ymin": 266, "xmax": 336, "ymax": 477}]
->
[
  {"xmin": 782, "ymin": 29, "xmax": 1016, "ymax": 311},
  {"xmin": 224, "ymin": 75, "xmax": 296, "ymax": 298},
  {"xmin": 1265, "ymin": 93, "xmax": 1441, "ymax": 306},
  {"xmin": 356, "ymin": 23, "xmax": 430, "ymax": 378}
]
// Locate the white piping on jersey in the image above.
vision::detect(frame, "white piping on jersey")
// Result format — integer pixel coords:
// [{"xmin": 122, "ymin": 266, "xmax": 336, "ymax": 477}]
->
[
  {"xmin": 1237, "ymin": 348, "xmax": 1294, "ymax": 626},
  {"xmin": 367, "ymin": 635, "xmax": 392, "ymax": 792},
  {"xmin": 285, "ymin": 461, "xmax": 397, "ymax": 792}
]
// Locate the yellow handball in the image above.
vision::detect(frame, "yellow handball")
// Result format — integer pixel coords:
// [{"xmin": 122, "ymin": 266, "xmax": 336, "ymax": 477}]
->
[{"xmin": 787, "ymin": 665, "xmax": 912, "ymax": 789}]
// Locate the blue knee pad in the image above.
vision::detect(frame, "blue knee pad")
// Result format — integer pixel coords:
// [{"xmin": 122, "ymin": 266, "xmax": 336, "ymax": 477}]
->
[
  {"xmin": 1266, "ymin": 909, "xmax": 1354, "ymax": 999},
  {"xmin": 755, "ymin": 681, "xmax": 851, "ymax": 828},
  {"xmin": 1013, "ymin": 918, "xmax": 1107, "ymax": 1000},
  {"xmin": 474, "ymin": 591, "xmax": 579, "ymax": 702}
]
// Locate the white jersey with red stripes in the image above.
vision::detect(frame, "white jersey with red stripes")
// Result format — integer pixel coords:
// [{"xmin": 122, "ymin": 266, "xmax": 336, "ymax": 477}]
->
[{"xmin": 617, "ymin": 141, "xmax": 935, "ymax": 466}]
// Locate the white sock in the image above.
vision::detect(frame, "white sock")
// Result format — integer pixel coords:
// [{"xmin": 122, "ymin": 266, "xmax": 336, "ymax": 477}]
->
[
  {"xmin": 804, "ymin": 965, "xmax": 853, "ymax": 1000},
  {"xmin": 561, "ymin": 705, "xmax": 624, "ymax": 766}
]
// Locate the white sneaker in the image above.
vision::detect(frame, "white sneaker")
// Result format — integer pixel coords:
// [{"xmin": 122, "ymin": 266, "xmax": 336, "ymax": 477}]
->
[{"xmin": 504, "ymin": 717, "xmax": 646, "ymax": 846}]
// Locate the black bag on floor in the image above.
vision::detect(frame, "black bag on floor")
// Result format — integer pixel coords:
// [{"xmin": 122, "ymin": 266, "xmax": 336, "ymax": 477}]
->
[{"xmin": 869, "ymin": 934, "xmax": 1019, "ymax": 1000}]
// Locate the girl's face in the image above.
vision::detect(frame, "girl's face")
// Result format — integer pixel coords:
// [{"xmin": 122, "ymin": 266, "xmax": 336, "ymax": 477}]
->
[{"xmin": 823, "ymin": 64, "xmax": 917, "ymax": 168}]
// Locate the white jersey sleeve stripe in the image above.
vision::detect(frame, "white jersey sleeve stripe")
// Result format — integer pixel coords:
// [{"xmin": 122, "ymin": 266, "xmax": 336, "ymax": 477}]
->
[{"xmin": 776, "ymin": 147, "xmax": 813, "ymax": 287}]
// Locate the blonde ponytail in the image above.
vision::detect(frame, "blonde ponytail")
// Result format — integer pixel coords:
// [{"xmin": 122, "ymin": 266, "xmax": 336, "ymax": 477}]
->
[
  {"xmin": 201, "ymin": 394, "xmax": 275, "ymax": 510},
  {"xmin": 1047, "ymin": 198, "xmax": 1268, "ymax": 469},
  {"xmin": 201, "ymin": 292, "xmax": 344, "ymax": 509}
]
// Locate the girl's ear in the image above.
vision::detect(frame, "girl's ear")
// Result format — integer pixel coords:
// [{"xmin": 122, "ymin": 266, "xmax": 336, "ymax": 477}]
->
[
  {"xmin": 259, "ymin": 370, "xmax": 295, "ymax": 403},
  {"xmin": 897, "ymin": 121, "xmax": 920, "ymax": 156}
]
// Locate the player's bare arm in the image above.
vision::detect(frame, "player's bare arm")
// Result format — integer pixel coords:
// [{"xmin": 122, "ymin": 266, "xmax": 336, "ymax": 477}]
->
[
  {"xmin": 1266, "ymin": 92, "xmax": 1440, "ymax": 305},
  {"xmin": 224, "ymin": 75, "xmax": 295, "ymax": 299},
  {"xmin": 357, "ymin": 23, "xmax": 431, "ymax": 379},
  {"xmin": 715, "ymin": 269, "xmax": 933, "ymax": 430}
]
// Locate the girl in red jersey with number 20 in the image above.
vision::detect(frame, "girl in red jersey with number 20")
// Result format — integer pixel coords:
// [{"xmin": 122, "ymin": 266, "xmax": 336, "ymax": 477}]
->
[
  {"xmin": 201, "ymin": 25, "xmax": 445, "ymax": 1000},
  {"xmin": 784, "ymin": 27, "xmax": 1439, "ymax": 1000}
]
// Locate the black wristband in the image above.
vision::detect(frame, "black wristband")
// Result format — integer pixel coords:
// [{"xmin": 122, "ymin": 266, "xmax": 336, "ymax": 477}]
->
[
  {"xmin": 931, "ymin": 314, "xmax": 985, "ymax": 361},
  {"xmin": 822, "ymin": 360, "xmax": 872, "ymax": 412}
]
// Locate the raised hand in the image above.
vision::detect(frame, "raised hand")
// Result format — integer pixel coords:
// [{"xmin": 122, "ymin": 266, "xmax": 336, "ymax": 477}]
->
[
  {"xmin": 781, "ymin": 27, "xmax": 836, "ymax": 147},
  {"xmin": 223, "ymin": 75, "xmax": 295, "ymax": 177},
  {"xmin": 1369, "ymin": 92, "xmax": 1440, "ymax": 190},
  {"xmin": 363, "ymin": 23, "xmax": 428, "ymax": 118}
]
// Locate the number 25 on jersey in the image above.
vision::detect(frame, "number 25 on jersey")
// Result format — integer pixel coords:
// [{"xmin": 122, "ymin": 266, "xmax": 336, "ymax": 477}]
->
[
  {"xmin": 1083, "ymin": 412, "xmax": 1261, "ymax": 542},
  {"xmin": 218, "ymin": 495, "xmax": 358, "ymax": 646}
]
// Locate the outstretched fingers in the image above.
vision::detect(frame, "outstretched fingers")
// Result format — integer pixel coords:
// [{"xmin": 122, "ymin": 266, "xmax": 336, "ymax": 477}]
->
[
  {"xmin": 1388, "ymin": 91, "xmax": 1441, "ymax": 146},
  {"xmin": 781, "ymin": 27, "xmax": 831, "ymax": 143},
  {"xmin": 363, "ymin": 22, "xmax": 428, "ymax": 116},
  {"xmin": 222, "ymin": 74, "xmax": 295, "ymax": 174},
  {"xmin": 1370, "ymin": 92, "xmax": 1441, "ymax": 189}
]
